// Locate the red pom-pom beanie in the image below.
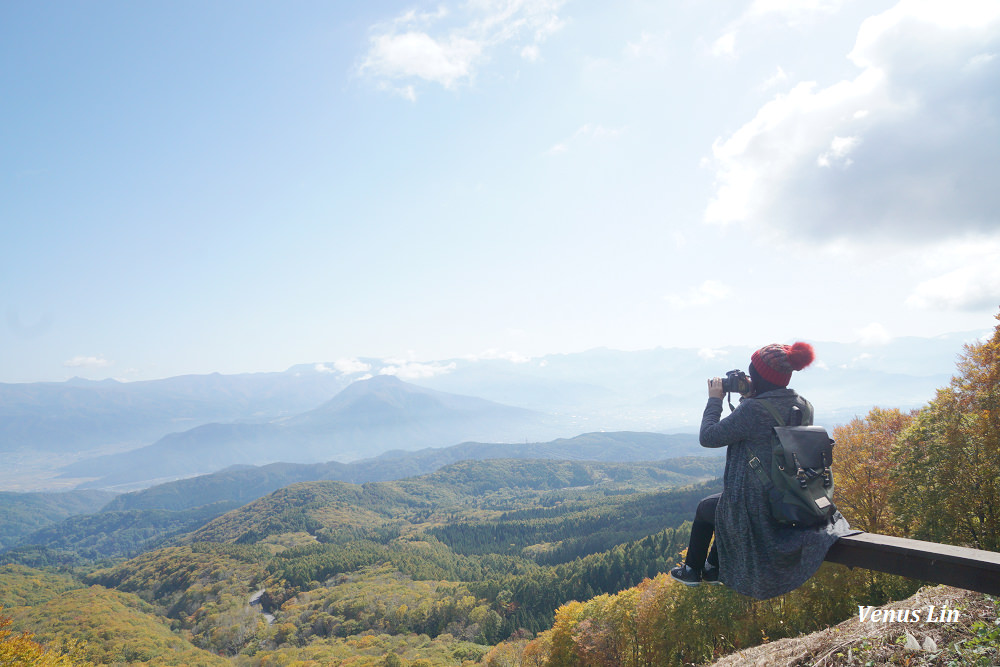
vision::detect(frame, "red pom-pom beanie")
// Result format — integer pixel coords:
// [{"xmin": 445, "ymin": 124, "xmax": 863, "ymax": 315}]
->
[{"xmin": 750, "ymin": 342, "xmax": 815, "ymax": 387}]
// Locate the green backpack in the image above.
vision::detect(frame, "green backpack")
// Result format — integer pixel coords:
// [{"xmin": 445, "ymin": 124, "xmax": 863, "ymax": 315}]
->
[{"xmin": 747, "ymin": 398, "xmax": 837, "ymax": 527}]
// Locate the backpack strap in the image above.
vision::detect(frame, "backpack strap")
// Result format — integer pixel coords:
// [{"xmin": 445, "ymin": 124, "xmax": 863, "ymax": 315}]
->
[
  {"xmin": 749, "ymin": 397, "xmax": 818, "ymax": 484},
  {"xmin": 748, "ymin": 398, "xmax": 784, "ymax": 489},
  {"xmin": 800, "ymin": 398, "xmax": 814, "ymax": 425},
  {"xmin": 759, "ymin": 396, "xmax": 815, "ymax": 426},
  {"xmin": 756, "ymin": 399, "xmax": 785, "ymax": 427}
]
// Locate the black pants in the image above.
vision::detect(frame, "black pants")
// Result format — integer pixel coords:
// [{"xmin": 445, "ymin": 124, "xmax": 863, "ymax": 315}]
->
[{"xmin": 685, "ymin": 493, "xmax": 721, "ymax": 570}]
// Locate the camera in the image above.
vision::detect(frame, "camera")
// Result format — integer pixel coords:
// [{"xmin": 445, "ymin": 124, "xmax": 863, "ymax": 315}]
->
[{"xmin": 721, "ymin": 369, "xmax": 752, "ymax": 395}]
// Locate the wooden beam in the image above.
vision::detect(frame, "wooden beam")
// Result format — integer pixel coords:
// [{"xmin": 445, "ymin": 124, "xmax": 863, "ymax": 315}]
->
[{"xmin": 825, "ymin": 532, "xmax": 1000, "ymax": 596}]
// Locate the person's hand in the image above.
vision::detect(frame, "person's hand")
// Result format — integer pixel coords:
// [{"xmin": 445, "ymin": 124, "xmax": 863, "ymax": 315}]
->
[{"xmin": 708, "ymin": 377, "xmax": 725, "ymax": 399}]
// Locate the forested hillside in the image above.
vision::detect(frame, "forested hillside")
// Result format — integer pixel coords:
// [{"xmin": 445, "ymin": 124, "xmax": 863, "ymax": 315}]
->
[
  {"xmin": 0, "ymin": 490, "xmax": 117, "ymax": 551},
  {"xmin": 0, "ymin": 456, "xmax": 719, "ymax": 665},
  {"xmin": 2, "ymin": 456, "xmax": 719, "ymax": 562}
]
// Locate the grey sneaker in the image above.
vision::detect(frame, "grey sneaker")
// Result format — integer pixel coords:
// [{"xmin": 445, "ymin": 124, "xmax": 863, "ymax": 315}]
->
[
  {"xmin": 669, "ymin": 564, "xmax": 702, "ymax": 586},
  {"xmin": 702, "ymin": 564, "xmax": 722, "ymax": 585}
]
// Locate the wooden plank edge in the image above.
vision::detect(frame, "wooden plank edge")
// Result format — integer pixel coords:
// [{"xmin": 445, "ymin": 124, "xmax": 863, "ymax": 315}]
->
[{"xmin": 825, "ymin": 532, "xmax": 1000, "ymax": 596}]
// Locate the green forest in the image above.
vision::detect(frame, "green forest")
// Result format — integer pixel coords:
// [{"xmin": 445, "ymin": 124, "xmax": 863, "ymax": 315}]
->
[{"xmin": 2, "ymin": 312, "xmax": 999, "ymax": 666}]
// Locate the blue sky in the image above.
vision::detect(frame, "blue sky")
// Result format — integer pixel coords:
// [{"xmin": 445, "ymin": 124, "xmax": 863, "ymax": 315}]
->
[{"xmin": 3, "ymin": 0, "xmax": 998, "ymax": 383}]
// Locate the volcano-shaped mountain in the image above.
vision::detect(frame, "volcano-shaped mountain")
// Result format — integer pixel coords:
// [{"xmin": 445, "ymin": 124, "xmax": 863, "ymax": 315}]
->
[
  {"xmin": 62, "ymin": 375, "xmax": 562, "ymax": 489},
  {"xmin": 284, "ymin": 374, "xmax": 542, "ymax": 439}
]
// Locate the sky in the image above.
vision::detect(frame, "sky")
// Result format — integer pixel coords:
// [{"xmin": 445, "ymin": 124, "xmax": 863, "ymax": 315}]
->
[{"xmin": 2, "ymin": 0, "xmax": 999, "ymax": 384}]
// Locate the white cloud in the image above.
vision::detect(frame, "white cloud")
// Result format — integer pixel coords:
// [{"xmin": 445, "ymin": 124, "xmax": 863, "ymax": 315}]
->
[
  {"xmin": 759, "ymin": 66, "xmax": 789, "ymax": 91},
  {"xmin": 900, "ymin": 237, "xmax": 1000, "ymax": 311},
  {"xmin": 379, "ymin": 361, "xmax": 457, "ymax": 379},
  {"xmin": 396, "ymin": 84, "xmax": 418, "ymax": 102},
  {"xmin": 713, "ymin": 0, "xmax": 848, "ymax": 62},
  {"xmin": 710, "ymin": 32, "xmax": 737, "ymax": 58},
  {"xmin": 362, "ymin": 32, "xmax": 482, "ymax": 89},
  {"xmin": 625, "ymin": 31, "xmax": 669, "ymax": 62},
  {"xmin": 333, "ymin": 358, "xmax": 372, "ymax": 374},
  {"xmin": 817, "ymin": 135, "xmax": 861, "ymax": 167},
  {"xmin": 465, "ymin": 348, "xmax": 531, "ymax": 363},
  {"xmin": 965, "ymin": 52, "xmax": 997, "ymax": 71},
  {"xmin": 907, "ymin": 263, "xmax": 1000, "ymax": 312},
  {"xmin": 856, "ymin": 322, "xmax": 892, "ymax": 345},
  {"xmin": 545, "ymin": 123, "xmax": 626, "ymax": 155},
  {"xmin": 711, "ymin": 0, "xmax": 847, "ymax": 63},
  {"xmin": 359, "ymin": 0, "xmax": 567, "ymax": 96},
  {"xmin": 664, "ymin": 280, "xmax": 732, "ymax": 308},
  {"xmin": 698, "ymin": 347, "xmax": 730, "ymax": 360},
  {"xmin": 705, "ymin": 0, "xmax": 1000, "ymax": 243},
  {"xmin": 63, "ymin": 355, "xmax": 111, "ymax": 369},
  {"xmin": 749, "ymin": 0, "xmax": 847, "ymax": 23}
]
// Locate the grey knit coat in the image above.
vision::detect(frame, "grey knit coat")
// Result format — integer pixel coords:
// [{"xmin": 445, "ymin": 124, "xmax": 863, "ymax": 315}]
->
[{"xmin": 700, "ymin": 388, "xmax": 856, "ymax": 600}]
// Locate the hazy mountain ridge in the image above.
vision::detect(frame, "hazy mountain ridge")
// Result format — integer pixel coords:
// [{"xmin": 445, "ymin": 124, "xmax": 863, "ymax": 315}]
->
[
  {"xmin": 61, "ymin": 376, "xmax": 562, "ymax": 489},
  {"xmin": 0, "ymin": 370, "xmax": 349, "ymax": 452},
  {"xmin": 5, "ymin": 333, "xmax": 976, "ymax": 445},
  {"xmin": 0, "ymin": 333, "xmax": 981, "ymax": 492}
]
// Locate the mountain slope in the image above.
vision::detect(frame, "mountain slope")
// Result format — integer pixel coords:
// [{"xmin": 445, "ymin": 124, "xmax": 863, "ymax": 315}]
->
[
  {"xmin": 283, "ymin": 374, "xmax": 550, "ymax": 450},
  {"xmin": 178, "ymin": 458, "xmax": 720, "ymax": 545},
  {"xmin": 0, "ymin": 489, "xmax": 118, "ymax": 550},
  {"xmin": 97, "ymin": 430, "xmax": 708, "ymax": 511},
  {"xmin": 9, "ymin": 501, "xmax": 241, "ymax": 559},
  {"xmin": 8, "ymin": 577, "xmax": 230, "ymax": 665}
]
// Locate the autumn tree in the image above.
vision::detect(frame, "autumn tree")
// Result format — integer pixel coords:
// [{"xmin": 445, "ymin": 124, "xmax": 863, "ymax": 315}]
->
[
  {"xmin": 0, "ymin": 608, "xmax": 78, "ymax": 667},
  {"xmin": 893, "ymin": 310, "xmax": 1000, "ymax": 550},
  {"xmin": 520, "ymin": 630, "xmax": 553, "ymax": 667},
  {"xmin": 833, "ymin": 407, "xmax": 916, "ymax": 534},
  {"xmin": 482, "ymin": 638, "xmax": 530, "ymax": 667}
]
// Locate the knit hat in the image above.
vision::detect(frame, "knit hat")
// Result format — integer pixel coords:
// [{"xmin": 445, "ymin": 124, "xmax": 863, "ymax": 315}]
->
[{"xmin": 750, "ymin": 342, "xmax": 815, "ymax": 387}]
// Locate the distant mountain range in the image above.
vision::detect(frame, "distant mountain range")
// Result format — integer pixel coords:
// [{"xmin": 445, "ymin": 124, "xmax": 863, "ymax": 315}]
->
[
  {"xmin": 0, "ymin": 332, "xmax": 980, "ymax": 491},
  {"xmin": 60, "ymin": 376, "xmax": 562, "ymax": 489},
  {"xmin": 0, "ymin": 369, "xmax": 346, "ymax": 452}
]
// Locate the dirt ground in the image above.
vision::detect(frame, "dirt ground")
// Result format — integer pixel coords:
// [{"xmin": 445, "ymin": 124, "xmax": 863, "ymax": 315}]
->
[{"xmin": 706, "ymin": 585, "xmax": 999, "ymax": 666}]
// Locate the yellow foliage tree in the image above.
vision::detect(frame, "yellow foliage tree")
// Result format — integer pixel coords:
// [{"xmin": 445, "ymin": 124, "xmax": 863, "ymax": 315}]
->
[
  {"xmin": 481, "ymin": 638, "xmax": 529, "ymax": 667},
  {"xmin": 833, "ymin": 407, "xmax": 916, "ymax": 534},
  {"xmin": 893, "ymin": 310, "xmax": 1000, "ymax": 550},
  {"xmin": 520, "ymin": 630, "xmax": 552, "ymax": 667},
  {"xmin": 0, "ymin": 608, "xmax": 77, "ymax": 667}
]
